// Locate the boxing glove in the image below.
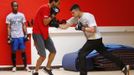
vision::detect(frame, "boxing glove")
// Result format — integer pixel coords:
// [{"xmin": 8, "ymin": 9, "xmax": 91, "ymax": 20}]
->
[
  {"xmin": 49, "ymin": 18, "xmax": 59, "ymax": 28},
  {"xmin": 50, "ymin": 6, "xmax": 60, "ymax": 18},
  {"xmin": 24, "ymin": 34, "xmax": 30, "ymax": 42},
  {"xmin": 75, "ymin": 22, "xmax": 83, "ymax": 30}
]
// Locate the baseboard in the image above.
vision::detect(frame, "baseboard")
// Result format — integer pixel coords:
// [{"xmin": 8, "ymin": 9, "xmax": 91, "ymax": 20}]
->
[{"xmin": 0, "ymin": 66, "xmax": 62, "ymax": 71}]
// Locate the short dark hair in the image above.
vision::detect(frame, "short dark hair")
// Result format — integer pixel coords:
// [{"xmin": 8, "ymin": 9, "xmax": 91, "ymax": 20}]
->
[
  {"xmin": 11, "ymin": 1, "xmax": 17, "ymax": 6},
  {"xmin": 49, "ymin": 0, "xmax": 59, "ymax": 3},
  {"xmin": 70, "ymin": 4, "xmax": 80, "ymax": 11}
]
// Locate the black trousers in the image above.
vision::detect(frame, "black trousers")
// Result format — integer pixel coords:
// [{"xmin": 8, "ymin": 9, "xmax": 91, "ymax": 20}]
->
[{"xmin": 78, "ymin": 38, "xmax": 125, "ymax": 75}]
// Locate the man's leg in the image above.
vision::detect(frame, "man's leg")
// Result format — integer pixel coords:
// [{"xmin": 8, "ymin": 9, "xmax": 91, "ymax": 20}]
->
[
  {"xmin": 11, "ymin": 51, "xmax": 16, "ymax": 68},
  {"xmin": 95, "ymin": 40, "xmax": 125, "ymax": 69},
  {"xmin": 46, "ymin": 52, "xmax": 56, "ymax": 69},
  {"xmin": 19, "ymin": 37, "xmax": 30, "ymax": 71},
  {"xmin": 45, "ymin": 37, "xmax": 57, "ymax": 69},
  {"xmin": 19, "ymin": 37, "xmax": 27, "ymax": 68},
  {"xmin": 35, "ymin": 56, "xmax": 46, "ymax": 72},
  {"xmin": 78, "ymin": 41, "xmax": 94, "ymax": 75},
  {"xmin": 32, "ymin": 34, "xmax": 47, "ymax": 75},
  {"xmin": 11, "ymin": 52, "xmax": 17, "ymax": 72},
  {"xmin": 11, "ymin": 38, "xmax": 18, "ymax": 72},
  {"xmin": 21, "ymin": 50, "xmax": 31, "ymax": 72},
  {"xmin": 43, "ymin": 37, "xmax": 56, "ymax": 75},
  {"xmin": 95, "ymin": 38, "xmax": 129, "ymax": 75},
  {"xmin": 21, "ymin": 51, "xmax": 27, "ymax": 68}
]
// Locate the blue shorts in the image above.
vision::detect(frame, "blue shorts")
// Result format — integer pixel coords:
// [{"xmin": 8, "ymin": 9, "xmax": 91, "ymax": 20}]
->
[{"xmin": 11, "ymin": 37, "xmax": 25, "ymax": 52}]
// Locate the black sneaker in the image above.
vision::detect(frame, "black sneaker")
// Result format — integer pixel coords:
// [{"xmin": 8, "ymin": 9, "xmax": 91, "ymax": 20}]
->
[
  {"xmin": 43, "ymin": 67, "xmax": 53, "ymax": 75},
  {"xmin": 32, "ymin": 72, "xmax": 38, "ymax": 75},
  {"xmin": 80, "ymin": 71, "xmax": 87, "ymax": 75},
  {"xmin": 122, "ymin": 65, "xmax": 130, "ymax": 75}
]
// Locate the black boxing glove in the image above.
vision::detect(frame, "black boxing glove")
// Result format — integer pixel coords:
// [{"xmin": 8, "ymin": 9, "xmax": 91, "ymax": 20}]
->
[
  {"xmin": 50, "ymin": 6, "xmax": 60, "ymax": 18},
  {"xmin": 75, "ymin": 22, "xmax": 83, "ymax": 30},
  {"xmin": 24, "ymin": 34, "xmax": 30, "ymax": 42},
  {"xmin": 49, "ymin": 18, "xmax": 59, "ymax": 28}
]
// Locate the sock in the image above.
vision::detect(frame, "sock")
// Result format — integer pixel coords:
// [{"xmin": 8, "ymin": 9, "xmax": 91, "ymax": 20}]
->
[
  {"xmin": 21, "ymin": 52, "xmax": 27, "ymax": 68},
  {"xmin": 34, "ymin": 70, "xmax": 38, "ymax": 73},
  {"xmin": 12, "ymin": 52, "xmax": 16, "ymax": 67}
]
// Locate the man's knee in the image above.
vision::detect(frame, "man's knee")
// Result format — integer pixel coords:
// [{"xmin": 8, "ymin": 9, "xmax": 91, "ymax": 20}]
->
[
  {"xmin": 39, "ymin": 55, "xmax": 46, "ymax": 61},
  {"xmin": 78, "ymin": 52, "xmax": 86, "ymax": 59},
  {"xmin": 78, "ymin": 50, "xmax": 86, "ymax": 56},
  {"xmin": 50, "ymin": 50, "xmax": 56, "ymax": 55}
]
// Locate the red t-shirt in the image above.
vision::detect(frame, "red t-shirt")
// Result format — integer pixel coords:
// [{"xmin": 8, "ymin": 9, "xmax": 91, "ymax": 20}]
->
[{"xmin": 33, "ymin": 4, "xmax": 50, "ymax": 40}]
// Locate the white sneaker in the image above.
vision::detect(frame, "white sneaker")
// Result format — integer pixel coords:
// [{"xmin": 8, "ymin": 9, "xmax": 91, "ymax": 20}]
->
[
  {"xmin": 12, "ymin": 67, "xmax": 16, "ymax": 72},
  {"xmin": 122, "ymin": 65, "xmax": 130, "ymax": 75},
  {"xmin": 25, "ymin": 66, "xmax": 31, "ymax": 72}
]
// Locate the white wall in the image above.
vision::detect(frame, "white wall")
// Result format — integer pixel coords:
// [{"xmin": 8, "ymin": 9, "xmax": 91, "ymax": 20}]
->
[{"xmin": 30, "ymin": 26, "xmax": 134, "ymax": 66}]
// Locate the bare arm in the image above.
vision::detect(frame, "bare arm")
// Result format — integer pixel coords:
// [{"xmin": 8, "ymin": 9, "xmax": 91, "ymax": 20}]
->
[
  {"xmin": 7, "ymin": 24, "xmax": 12, "ymax": 44},
  {"xmin": 59, "ymin": 17, "xmax": 78, "ymax": 29},
  {"xmin": 23, "ymin": 23, "xmax": 27, "ymax": 35},
  {"xmin": 7, "ymin": 24, "xmax": 11, "ymax": 36},
  {"xmin": 59, "ymin": 23, "xmax": 72, "ymax": 29}
]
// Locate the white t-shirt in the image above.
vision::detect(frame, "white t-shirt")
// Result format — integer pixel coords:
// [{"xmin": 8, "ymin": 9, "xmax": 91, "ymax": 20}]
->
[
  {"xmin": 67, "ymin": 12, "xmax": 102, "ymax": 40},
  {"xmin": 6, "ymin": 12, "xmax": 26, "ymax": 38}
]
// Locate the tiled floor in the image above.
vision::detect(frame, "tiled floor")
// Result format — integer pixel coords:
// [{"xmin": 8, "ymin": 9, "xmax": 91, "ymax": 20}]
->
[{"xmin": 0, "ymin": 69, "xmax": 134, "ymax": 75}]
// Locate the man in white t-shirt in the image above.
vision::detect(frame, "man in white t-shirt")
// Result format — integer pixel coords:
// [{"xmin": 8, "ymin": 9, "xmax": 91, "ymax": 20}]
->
[
  {"xmin": 60, "ymin": 4, "xmax": 129, "ymax": 75},
  {"xmin": 6, "ymin": 1, "xmax": 30, "ymax": 72}
]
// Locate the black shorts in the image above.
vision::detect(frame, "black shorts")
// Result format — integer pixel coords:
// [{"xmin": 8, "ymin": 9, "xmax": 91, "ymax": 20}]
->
[{"xmin": 32, "ymin": 34, "xmax": 56, "ymax": 57}]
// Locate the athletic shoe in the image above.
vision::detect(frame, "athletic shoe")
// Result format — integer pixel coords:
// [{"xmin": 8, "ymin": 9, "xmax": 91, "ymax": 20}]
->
[
  {"xmin": 122, "ymin": 65, "xmax": 130, "ymax": 75},
  {"xmin": 43, "ymin": 67, "xmax": 53, "ymax": 75},
  {"xmin": 25, "ymin": 66, "xmax": 31, "ymax": 72},
  {"xmin": 12, "ymin": 67, "xmax": 16, "ymax": 72},
  {"xmin": 32, "ymin": 72, "xmax": 38, "ymax": 75}
]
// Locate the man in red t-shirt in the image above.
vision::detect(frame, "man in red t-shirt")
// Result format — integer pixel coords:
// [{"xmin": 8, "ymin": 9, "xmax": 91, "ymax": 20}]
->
[{"xmin": 32, "ymin": 0, "xmax": 60, "ymax": 75}]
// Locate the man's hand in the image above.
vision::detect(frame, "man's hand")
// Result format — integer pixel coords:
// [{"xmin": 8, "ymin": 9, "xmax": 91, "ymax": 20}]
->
[
  {"xmin": 7, "ymin": 35, "xmax": 12, "ymax": 44},
  {"xmin": 81, "ymin": 27, "xmax": 86, "ymax": 31},
  {"xmin": 49, "ymin": 18, "xmax": 59, "ymax": 28},
  {"xmin": 59, "ymin": 24, "xmax": 69, "ymax": 29},
  {"xmin": 50, "ymin": 6, "xmax": 60, "ymax": 19},
  {"xmin": 24, "ymin": 34, "xmax": 30, "ymax": 42},
  {"xmin": 58, "ymin": 19, "xmax": 68, "ymax": 29}
]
